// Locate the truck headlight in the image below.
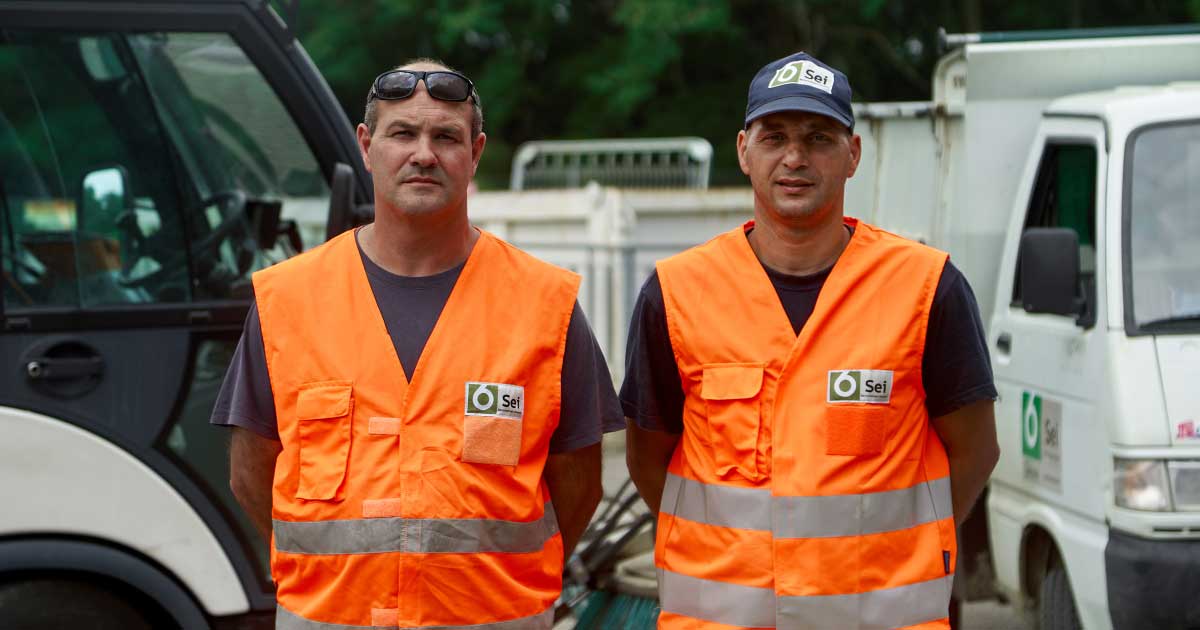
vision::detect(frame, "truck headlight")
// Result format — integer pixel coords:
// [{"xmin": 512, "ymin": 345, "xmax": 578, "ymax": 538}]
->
[
  {"xmin": 1114, "ymin": 459, "xmax": 1172, "ymax": 511},
  {"xmin": 1167, "ymin": 461, "xmax": 1200, "ymax": 511}
]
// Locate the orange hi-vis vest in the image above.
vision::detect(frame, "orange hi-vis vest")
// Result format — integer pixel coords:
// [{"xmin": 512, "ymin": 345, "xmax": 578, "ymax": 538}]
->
[
  {"xmin": 654, "ymin": 218, "xmax": 955, "ymax": 630},
  {"xmin": 253, "ymin": 229, "xmax": 580, "ymax": 629}
]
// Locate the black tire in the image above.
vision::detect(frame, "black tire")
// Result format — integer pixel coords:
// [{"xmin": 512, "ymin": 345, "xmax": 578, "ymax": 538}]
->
[
  {"xmin": 0, "ymin": 576, "xmax": 158, "ymax": 630},
  {"xmin": 1039, "ymin": 561, "xmax": 1083, "ymax": 630}
]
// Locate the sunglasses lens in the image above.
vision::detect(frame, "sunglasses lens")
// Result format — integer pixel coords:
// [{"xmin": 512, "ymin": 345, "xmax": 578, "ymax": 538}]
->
[
  {"xmin": 376, "ymin": 71, "xmax": 418, "ymax": 98},
  {"xmin": 426, "ymin": 72, "xmax": 471, "ymax": 101}
]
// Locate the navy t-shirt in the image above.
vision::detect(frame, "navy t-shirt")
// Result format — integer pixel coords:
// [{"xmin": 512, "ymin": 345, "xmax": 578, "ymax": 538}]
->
[
  {"xmin": 211, "ymin": 233, "xmax": 624, "ymax": 454},
  {"xmin": 620, "ymin": 242, "xmax": 997, "ymax": 433}
]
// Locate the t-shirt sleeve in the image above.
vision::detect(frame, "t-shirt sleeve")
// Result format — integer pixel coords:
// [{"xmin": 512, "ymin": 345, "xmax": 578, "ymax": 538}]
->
[
  {"xmin": 549, "ymin": 302, "xmax": 625, "ymax": 454},
  {"xmin": 922, "ymin": 260, "xmax": 999, "ymax": 419},
  {"xmin": 209, "ymin": 303, "xmax": 281, "ymax": 440},
  {"xmin": 619, "ymin": 271, "xmax": 685, "ymax": 434}
]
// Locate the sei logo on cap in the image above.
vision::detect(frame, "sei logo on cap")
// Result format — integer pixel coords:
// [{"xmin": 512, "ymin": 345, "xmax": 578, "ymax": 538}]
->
[
  {"xmin": 465, "ymin": 382, "xmax": 524, "ymax": 419},
  {"xmin": 768, "ymin": 60, "xmax": 835, "ymax": 94},
  {"xmin": 827, "ymin": 369, "xmax": 893, "ymax": 404}
]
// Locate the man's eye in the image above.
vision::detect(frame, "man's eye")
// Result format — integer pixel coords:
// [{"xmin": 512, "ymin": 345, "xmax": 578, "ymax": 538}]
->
[
  {"xmin": 390, "ymin": 130, "xmax": 412, "ymax": 138},
  {"xmin": 810, "ymin": 133, "xmax": 831, "ymax": 143}
]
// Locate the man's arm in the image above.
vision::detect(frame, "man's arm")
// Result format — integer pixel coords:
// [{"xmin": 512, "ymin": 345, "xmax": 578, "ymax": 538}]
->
[
  {"xmin": 543, "ymin": 442, "xmax": 603, "ymax": 558},
  {"xmin": 625, "ymin": 419, "xmax": 681, "ymax": 513},
  {"xmin": 229, "ymin": 426, "xmax": 282, "ymax": 543},
  {"xmin": 930, "ymin": 399, "xmax": 999, "ymax": 526}
]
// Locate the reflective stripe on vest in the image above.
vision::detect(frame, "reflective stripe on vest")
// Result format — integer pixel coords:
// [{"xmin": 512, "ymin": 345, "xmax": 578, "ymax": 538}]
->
[
  {"xmin": 274, "ymin": 502, "xmax": 558, "ymax": 555},
  {"xmin": 663, "ymin": 473, "xmax": 953, "ymax": 539},
  {"xmin": 657, "ymin": 568, "xmax": 776, "ymax": 628},
  {"xmin": 777, "ymin": 574, "xmax": 954, "ymax": 630},
  {"xmin": 659, "ymin": 563, "xmax": 952, "ymax": 630},
  {"xmin": 276, "ymin": 604, "xmax": 554, "ymax": 630}
]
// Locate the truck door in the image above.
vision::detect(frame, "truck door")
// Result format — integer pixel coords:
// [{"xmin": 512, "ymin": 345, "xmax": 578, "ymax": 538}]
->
[
  {"xmin": 987, "ymin": 117, "xmax": 1113, "ymax": 628},
  {"xmin": 0, "ymin": 1, "xmax": 369, "ymax": 618}
]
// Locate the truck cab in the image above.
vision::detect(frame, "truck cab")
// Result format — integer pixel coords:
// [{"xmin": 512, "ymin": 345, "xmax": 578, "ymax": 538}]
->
[
  {"xmin": 989, "ymin": 83, "xmax": 1200, "ymax": 630},
  {"xmin": 0, "ymin": 1, "xmax": 370, "ymax": 626}
]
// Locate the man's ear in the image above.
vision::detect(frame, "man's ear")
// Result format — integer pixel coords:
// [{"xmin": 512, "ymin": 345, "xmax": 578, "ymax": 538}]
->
[
  {"xmin": 471, "ymin": 132, "xmax": 487, "ymax": 176},
  {"xmin": 356, "ymin": 123, "xmax": 374, "ymax": 173},
  {"xmin": 846, "ymin": 133, "xmax": 862, "ymax": 178},
  {"xmin": 736, "ymin": 128, "xmax": 751, "ymax": 176}
]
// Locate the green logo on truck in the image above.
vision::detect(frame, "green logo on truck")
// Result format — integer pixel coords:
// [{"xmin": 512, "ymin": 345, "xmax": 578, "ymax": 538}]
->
[{"xmin": 1022, "ymin": 392, "xmax": 1042, "ymax": 460}]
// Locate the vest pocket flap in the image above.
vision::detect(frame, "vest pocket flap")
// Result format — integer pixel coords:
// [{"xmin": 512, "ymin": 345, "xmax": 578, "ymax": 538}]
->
[
  {"xmin": 296, "ymin": 382, "xmax": 353, "ymax": 420},
  {"xmin": 701, "ymin": 364, "xmax": 765, "ymax": 401}
]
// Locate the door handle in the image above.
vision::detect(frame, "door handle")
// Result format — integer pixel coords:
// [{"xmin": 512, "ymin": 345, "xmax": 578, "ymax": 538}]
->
[
  {"xmin": 996, "ymin": 333, "xmax": 1012, "ymax": 354},
  {"xmin": 26, "ymin": 356, "xmax": 104, "ymax": 380}
]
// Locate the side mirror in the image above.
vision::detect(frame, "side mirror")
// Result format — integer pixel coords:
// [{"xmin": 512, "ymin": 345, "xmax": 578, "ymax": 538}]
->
[
  {"xmin": 326, "ymin": 162, "xmax": 355, "ymax": 242},
  {"xmin": 1019, "ymin": 228, "xmax": 1086, "ymax": 321}
]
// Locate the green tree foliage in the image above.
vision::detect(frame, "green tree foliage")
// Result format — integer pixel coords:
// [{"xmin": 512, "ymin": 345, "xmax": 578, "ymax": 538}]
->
[{"xmin": 287, "ymin": 0, "xmax": 1200, "ymax": 188}]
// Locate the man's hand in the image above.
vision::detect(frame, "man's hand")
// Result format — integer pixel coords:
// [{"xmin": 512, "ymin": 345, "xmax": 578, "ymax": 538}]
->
[
  {"xmin": 625, "ymin": 419, "xmax": 681, "ymax": 513},
  {"xmin": 931, "ymin": 399, "xmax": 1000, "ymax": 526},
  {"xmin": 543, "ymin": 442, "xmax": 603, "ymax": 559},
  {"xmin": 229, "ymin": 427, "xmax": 282, "ymax": 543}
]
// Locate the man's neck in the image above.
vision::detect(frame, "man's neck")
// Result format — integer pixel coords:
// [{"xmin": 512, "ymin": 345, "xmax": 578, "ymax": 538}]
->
[
  {"xmin": 747, "ymin": 212, "xmax": 850, "ymax": 277},
  {"xmin": 358, "ymin": 206, "xmax": 479, "ymax": 277}
]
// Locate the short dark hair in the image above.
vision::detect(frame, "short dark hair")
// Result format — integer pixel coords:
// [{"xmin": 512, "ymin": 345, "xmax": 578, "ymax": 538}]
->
[{"xmin": 363, "ymin": 58, "xmax": 483, "ymax": 138}]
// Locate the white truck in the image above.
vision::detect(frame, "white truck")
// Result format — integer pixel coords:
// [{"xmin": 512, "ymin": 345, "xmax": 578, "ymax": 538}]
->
[{"xmin": 844, "ymin": 28, "xmax": 1200, "ymax": 630}]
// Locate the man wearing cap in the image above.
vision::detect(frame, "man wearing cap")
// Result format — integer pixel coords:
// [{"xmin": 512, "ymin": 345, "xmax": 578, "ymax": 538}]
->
[
  {"xmin": 214, "ymin": 58, "xmax": 623, "ymax": 629},
  {"xmin": 622, "ymin": 52, "xmax": 1000, "ymax": 629}
]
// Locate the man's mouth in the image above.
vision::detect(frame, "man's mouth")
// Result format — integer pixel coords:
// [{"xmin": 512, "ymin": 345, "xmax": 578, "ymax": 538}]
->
[
  {"xmin": 403, "ymin": 175, "xmax": 440, "ymax": 185},
  {"xmin": 776, "ymin": 178, "xmax": 815, "ymax": 193}
]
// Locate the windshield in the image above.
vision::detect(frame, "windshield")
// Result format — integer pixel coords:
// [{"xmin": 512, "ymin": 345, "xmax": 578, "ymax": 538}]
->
[
  {"xmin": 1127, "ymin": 120, "xmax": 1200, "ymax": 333},
  {"xmin": 1, "ymin": 30, "xmax": 328, "ymax": 309}
]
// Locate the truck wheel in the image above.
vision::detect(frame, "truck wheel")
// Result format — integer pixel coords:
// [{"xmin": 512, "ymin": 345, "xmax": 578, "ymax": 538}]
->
[
  {"xmin": 1038, "ymin": 562, "xmax": 1082, "ymax": 630},
  {"xmin": 0, "ymin": 577, "xmax": 158, "ymax": 630}
]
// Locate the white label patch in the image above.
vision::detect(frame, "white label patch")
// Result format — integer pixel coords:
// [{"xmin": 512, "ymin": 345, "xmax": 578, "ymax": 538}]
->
[
  {"xmin": 768, "ymin": 60, "xmax": 835, "ymax": 94},
  {"xmin": 464, "ymin": 382, "xmax": 524, "ymax": 420},
  {"xmin": 826, "ymin": 370, "xmax": 893, "ymax": 404}
]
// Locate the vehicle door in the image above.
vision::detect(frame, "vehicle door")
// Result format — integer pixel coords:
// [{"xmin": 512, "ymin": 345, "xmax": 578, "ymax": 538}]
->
[
  {"xmin": 986, "ymin": 116, "xmax": 1113, "ymax": 626},
  {"xmin": 0, "ymin": 1, "xmax": 368, "ymax": 612}
]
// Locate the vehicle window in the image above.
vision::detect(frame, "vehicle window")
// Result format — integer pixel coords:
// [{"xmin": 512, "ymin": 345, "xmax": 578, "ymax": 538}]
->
[
  {"xmin": 0, "ymin": 30, "xmax": 328, "ymax": 311},
  {"xmin": 1127, "ymin": 121, "xmax": 1200, "ymax": 331},
  {"xmin": 1011, "ymin": 143, "xmax": 1097, "ymax": 312}
]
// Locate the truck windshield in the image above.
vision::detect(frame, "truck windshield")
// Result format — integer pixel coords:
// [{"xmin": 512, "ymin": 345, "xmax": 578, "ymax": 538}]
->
[
  {"xmin": 1127, "ymin": 121, "xmax": 1200, "ymax": 333},
  {"xmin": 1, "ymin": 30, "xmax": 327, "ymax": 309}
]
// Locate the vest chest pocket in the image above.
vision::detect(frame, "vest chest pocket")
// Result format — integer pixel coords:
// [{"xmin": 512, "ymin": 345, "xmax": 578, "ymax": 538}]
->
[
  {"xmin": 701, "ymin": 363, "xmax": 766, "ymax": 481},
  {"xmin": 294, "ymin": 381, "xmax": 353, "ymax": 500},
  {"xmin": 824, "ymin": 404, "xmax": 887, "ymax": 456}
]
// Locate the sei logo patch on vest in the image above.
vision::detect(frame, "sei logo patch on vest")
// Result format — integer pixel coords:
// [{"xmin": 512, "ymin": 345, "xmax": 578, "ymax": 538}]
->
[
  {"xmin": 768, "ymin": 60, "xmax": 835, "ymax": 93},
  {"xmin": 827, "ymin": 370, "xmax": 893, "ymax": 404},
  {"xmin": 465, "ymin": 382, "xmax": 524, "ymax": 419}
]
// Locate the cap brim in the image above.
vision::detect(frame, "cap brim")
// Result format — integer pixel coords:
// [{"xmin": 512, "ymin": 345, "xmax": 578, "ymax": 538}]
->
[{"xmin": 745, "ymin": 95, "xmax": 853, "ymax": 130}]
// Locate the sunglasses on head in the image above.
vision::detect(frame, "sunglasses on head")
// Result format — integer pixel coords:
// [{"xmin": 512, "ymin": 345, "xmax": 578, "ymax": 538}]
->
[{"xmin": 368, "ymin": 69, "xmax": 476, "ymax": 103}]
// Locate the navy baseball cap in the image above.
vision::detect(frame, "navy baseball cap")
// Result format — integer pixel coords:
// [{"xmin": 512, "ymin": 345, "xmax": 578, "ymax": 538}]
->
[{"xmin": 744, "ymin": 52, "xmax": 854, "ymax": 131}]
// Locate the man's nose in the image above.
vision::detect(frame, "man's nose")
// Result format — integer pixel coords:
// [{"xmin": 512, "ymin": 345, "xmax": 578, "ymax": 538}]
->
[
  {"xmin": 410, "ymin": 135, "xmax": 438, "ymax": 168},
  {"xmin": 781, "ymin": 140, "xmax": 809, "ymax": 170}
]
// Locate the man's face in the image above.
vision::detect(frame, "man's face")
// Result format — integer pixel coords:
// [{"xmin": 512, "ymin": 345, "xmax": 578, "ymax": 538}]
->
[
  {"xmin": 737, "ymin": 110, "xmax": 861, "ymax": 228},
  {"xmin": 356, "ymin": 66, "xmax": 485, "ymax": 218}
]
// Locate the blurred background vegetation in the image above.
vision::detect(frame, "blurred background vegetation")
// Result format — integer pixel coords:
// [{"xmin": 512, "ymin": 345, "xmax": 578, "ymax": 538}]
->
[{"xmin": 276, "ymin": 0, "xmax": 1200, "ymax": 189}]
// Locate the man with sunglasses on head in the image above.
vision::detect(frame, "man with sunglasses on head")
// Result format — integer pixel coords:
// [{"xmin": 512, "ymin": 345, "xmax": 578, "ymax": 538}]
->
[
  {"xmin": 213, "ymin": 59, "xmax": 623, "ymax": 629},
  {"xmin": 622, "ymin": 52, "xmax": 1000, "ymax": 628}
]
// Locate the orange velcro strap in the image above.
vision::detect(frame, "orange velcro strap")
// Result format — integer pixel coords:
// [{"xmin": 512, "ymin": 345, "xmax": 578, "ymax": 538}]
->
[
  {"xmin": 368, "ymin": 417, "xmax": 403, "ymax": 435},
  {"xmin": 362, "ymin": 499, "xmax": 405, "ymax": 518},
  {"xmin": 371, "ymin": 608, "xmax": 399, "ymax": 626}
]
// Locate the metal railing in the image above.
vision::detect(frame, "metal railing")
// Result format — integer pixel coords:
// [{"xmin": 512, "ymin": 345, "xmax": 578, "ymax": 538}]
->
[{"xmin": 510, "ymin": 138, "xmax": 712, "ymax": 191}]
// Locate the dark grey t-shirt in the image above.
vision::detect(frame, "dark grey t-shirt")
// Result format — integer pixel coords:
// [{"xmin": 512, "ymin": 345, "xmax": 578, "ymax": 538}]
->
[{"xmin": 211, "ymin": 236, "xmax": 624, "ymax": 454}]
